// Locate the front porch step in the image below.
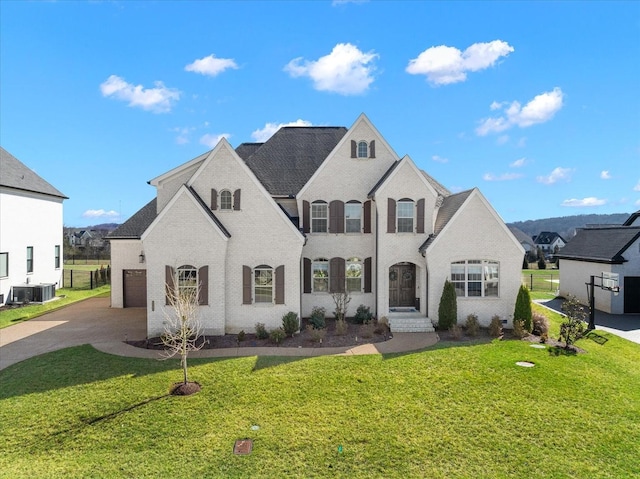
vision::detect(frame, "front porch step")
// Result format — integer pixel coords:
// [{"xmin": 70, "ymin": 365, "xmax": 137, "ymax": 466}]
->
[{"xmin": 387, "ymin": 312, "xmax": 435, "ymax": 333}]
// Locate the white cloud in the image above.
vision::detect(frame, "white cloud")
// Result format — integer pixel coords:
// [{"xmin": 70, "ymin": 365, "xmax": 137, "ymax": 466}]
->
[
  {"xmin": 82, "ymin": 209, "xmax": 119, "ymax": 219},
  {"xmin": 476, "ymin": 87, "xmax": 564, "ymax": 136},
  {"xmin": 431, "ymin": 155, "xmax": 449, "ymax": 163},
  {"xmin": 100, "ymin": 75, "xmax": 180, "ymax": 113},
  {"xmin": 200, "ymin": 133, "xmax": 231, "ymax": 148},
  {"xmin": 185, "ymin": 54, "xmax": 238, "ymax": 77},
  {"xmin": 482, "ymin": 172, "xmax": 523, "ymax": 181},
  {"xmin": 600, "ymin": 170, "xmax": 612, "ymax": 180},
  {"xmin": 510, "ymin": 157, "xmax": 527, "ymax": 168},
  {"xmin": 496, "ymin": 135, "xmax": 509, "ymax": 145},
  {"xmin": 172, "ymin": 126, "xmax": 194, "ymax": 145},
  {"xmin": 561, "ymin": 197, "xmax": 607, "ymax": 207},
  {"xmin": 284, "ymin": 43, "xmax": 378, "ymax": 95},
  {"xmin": 332, "ymin": 0, "xmax": 368, "ymax": 4},
  {"xmin": 406, "ymin": 40, "xmax": 513, "ymax": 86},
  {"xmin": 537, "ymin": 167, "xmax": 573, "ymax": 185},
  {"xmin": 251, "ymin": 119, "xmax": 313, "ymax": 142},
  {"xmin": 634, "ymin": 179, "xmax": 640, "ymax": 191}
]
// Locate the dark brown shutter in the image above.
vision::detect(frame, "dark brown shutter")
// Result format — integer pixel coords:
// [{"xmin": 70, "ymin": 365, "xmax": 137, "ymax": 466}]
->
[
  {"xmin": 198, "ymin": 266, "xmax": 208, "ymax": 305},
  {"xmin": 303, "ymin": 258, "xmax": 312, "ymax": 293},
  {"xmin": 364, "ymin": 257, "xmax": 372, "ymax": 293},
  {"xmin": 275, "ymin": 265, "xmax": 285, "ymax": 304},
  {"xmin": 165, "ymin": 265, "xmax": 175, "ymax": 305},
  {"xmin": 363, "ymin": 200, "xmax": 371, "ymax": 233},
  {"xmin": 233, "ymin": 189, "xmax": 241, "ymax": 210},
  {"xmin": 387, "ymin": 198, "xmax": 396, "ymax": 233},
  {"xmin": 369, "ymin": 140, "xmax": 376, "ymax": 158},
  {"xmin": 351, "ymin": 140, "xmax": 357, "ymax": 158},
  {"xmin": 329, "ymin": 257, "xmax": 345, "ymax": 293},
  {"xmin": 329, "ymin": 200, "xmax": 344, "ymax": 234},
  {"xmin": 210, "ymin": 189, "xmax": 217, "ymax": 210},
  {"xmin": 242, "ymin": 265, "xmax": 251, "ymax": 304},
  {"xmin": 302, "ymin": 200, "xmax": 310, "ymax": 234},
  {"xmin": 417, "ymin": 198, "xmax": 425, "ymax": 234}
]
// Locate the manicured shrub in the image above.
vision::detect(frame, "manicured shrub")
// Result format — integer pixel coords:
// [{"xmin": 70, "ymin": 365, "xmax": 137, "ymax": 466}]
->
[
  {"xmin": 237, "ymin": 330, "xmax": 246, "ymax": 342},
  {"xmin": 375, "ymin": 316, "xmax": 390, "ymax": 335},
  {"xmin": 438, "ymin": 280, "xmax": 457, "ymax": 330},
  {"xmin": 513, "ymin": 284, "xmax": 533, "ymax": 332},
  {"xmin": 512, "ymin": 319, "xmax": 528, "ymax": 339},
  {"xmin": 306, "ymin": 324, "xmax": 326, "ymax": 343},
  {"xmin": 465, "ymin": 314, "xmax": 480, "ymax": 337},
  {"xmin": 532, "ymin": 312, "xmax": 550, "ymax": 336},
  {"xmin": 255, "ymin": 322, "xmax": 269, "ymax": 340},
  {"xmin": 449, "ymin": 324, "xmax": 463, "ymax": 340},
  {"xmin": 269, "ymin": 328, "xmax": 286, "ymax": 345},
  {"xmin": 309, "ymin": 306, "xmax": 326, "ymax": 330},
  {"xmin": 360, "ymin": 322, "xmax": 374, "ymax": 339},
  {"xmin": 282, "ymin": 311, "xmax": 299, "ymax": 337},
  {"xmin": 354, "ymin": 304, "xmax": 373, "ymax": 324},
  {"xmin": 489, "ymin": 315, "xmax": 503, "ymax": 337},
  {"xmin": 335, "ymin": 319, "xmax": 348, "ymax": 336}
]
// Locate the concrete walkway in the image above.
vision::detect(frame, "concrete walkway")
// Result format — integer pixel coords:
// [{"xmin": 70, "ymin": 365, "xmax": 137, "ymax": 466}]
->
[{"xmin": 0, "ymin": 297, "xmax": 439, "ymax": 371}]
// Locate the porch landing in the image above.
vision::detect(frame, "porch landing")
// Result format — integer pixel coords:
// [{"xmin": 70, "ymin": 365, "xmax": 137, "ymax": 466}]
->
[{"xmin": 387, "ymin": 310, "xmax": 435, "ymax": 333}]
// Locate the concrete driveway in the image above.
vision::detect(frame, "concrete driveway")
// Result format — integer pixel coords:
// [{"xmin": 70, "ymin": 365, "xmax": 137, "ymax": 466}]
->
[
  {"xmin": 536, "ymin": 298, "xmax": 640, "ymax": 345},
  {"xmin": 0, "ymin": 297, "xmax": 146, "ymax": 370}
]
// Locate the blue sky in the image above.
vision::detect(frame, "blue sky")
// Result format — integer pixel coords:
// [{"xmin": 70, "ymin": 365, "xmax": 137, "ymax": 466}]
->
[{"xmin": 1, "ymin": 1, "xmax": 638, "ymax": 226}]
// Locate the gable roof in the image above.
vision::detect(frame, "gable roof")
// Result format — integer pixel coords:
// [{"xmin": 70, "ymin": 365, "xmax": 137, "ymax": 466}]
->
[
  {"xmin": 243, "ymin": 126, "xmax": 347, "ymax": 196},
  {"xmin": 0, "ymin": 147, "xmax": 67, "ymax": 199},
  {"xmin": 235, "ymin": 142, "xmax": 263, "ymax": 160},
  {"xmin": 508, "ymin": 226, "xmax": 535, "ymax": 246},
  {"xmin": 419, "ymin": 189, "xmax": 474, "ymax": 252},
  {"xmin": 556, "ymin": 226, "xmax": 640, "ymax": 264},
  {"xmin": 109, "ymin": 198, "xmax": 157, "ymax": 239},
  {"xmin": 623, "ymin": 210, "xmax": 640, "ymax": 226},
  {"xmin": 368, "ymin": 154, "xmax": 438, "ymax": 199},
  {"xmin": 421, "ymin": 171, "xmax": 451, "ymax": 197},
  {"xmin": 533, "ymin": 231, "xmax": 566, "ymax": 245}
]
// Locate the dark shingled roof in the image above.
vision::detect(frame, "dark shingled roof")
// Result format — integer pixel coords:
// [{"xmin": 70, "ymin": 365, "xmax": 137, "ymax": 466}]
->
[
  {"xmin": 109, "ymin": 198, "xmax": 157, "ymax": 239},
  {"xmin": 556, "ymin": 227, "xmax": 640, "ymax": 264},
  {"xmin": 235, "ymin": 143, "xmax": 263, "ymax": 161},
  {"xmin": 243, "ymin": 126, "xmax": 348, "ymax": 195},
  {"xmin": 508, "ymin": 226, "xmax": 534, "ymax": 245},
  {"xmin": 0, "ymin": 147, "xmax": 67, "ymax": 199},
  {"xmin": 623, "ymin": 210, "xmax": 640, "ymax": 226},
  {"xmin": 421, "ymin": 170, "xmax": 451, "ymax": 197},
  {"xmin": 419, "ymin": 189, "xmax": 474, "ymax": 252},
  {"xmin": 534, "ymin": 231, "xmax": 566, "ymax": 245}
]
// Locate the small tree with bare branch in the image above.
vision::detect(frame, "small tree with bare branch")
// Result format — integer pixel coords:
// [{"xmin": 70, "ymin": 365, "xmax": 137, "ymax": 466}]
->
[{"xmin": 160, "ymin": 285, "xmax": 205, "ymax": 394}]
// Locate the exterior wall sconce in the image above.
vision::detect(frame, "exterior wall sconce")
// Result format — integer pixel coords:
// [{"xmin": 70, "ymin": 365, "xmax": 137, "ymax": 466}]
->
[{"xmin": 139, "ymin": 251, "xmax": 145, "ymax": 263}]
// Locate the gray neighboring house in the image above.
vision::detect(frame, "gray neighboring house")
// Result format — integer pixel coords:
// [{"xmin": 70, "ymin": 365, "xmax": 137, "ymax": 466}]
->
[
  {"xmin": 557, "ymin": 211, "xmax": 640, "ymax": 314},
  {"xmin": 508, "ymin": 226, "xmax": 535, "ymax": 256},
  {"xmin": 533, "ymin": 231, "xmax": 567, "ymax": 255}
]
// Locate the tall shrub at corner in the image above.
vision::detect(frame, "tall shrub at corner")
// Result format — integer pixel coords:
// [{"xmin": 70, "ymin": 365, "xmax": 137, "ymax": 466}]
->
[
  {"xmin": 513, "ymin": 284, "xmax": 533, "ymax": 332},
  {"xmin": 437, "ymin": 280, "xmax": 457, "ymax": 330}
]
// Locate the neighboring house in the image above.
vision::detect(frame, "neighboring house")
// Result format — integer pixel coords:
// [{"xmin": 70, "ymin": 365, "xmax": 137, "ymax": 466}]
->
[
  {"xmin": 109, "ymin": 114, "xmax": 524, "ymax": 337},
  {"xmin": 557, "ymin": 211, "xmax": 640, "ymax": 314},
  {"xmin": 533, "ymin": 231, "xmax": 566, "ymax": 254},
  {"xmin": 0, "ymin": 147, "xmax": 67, "ymax": 305},
  {"xmin": 508, "ymin": 226, "xmax": 535, "ymax": 256}
]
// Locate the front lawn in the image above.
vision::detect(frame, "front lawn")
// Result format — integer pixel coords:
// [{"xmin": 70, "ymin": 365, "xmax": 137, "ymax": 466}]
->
[{"xmin": 1, "ymin": 308, "xmax": 638, "ymax": 478}]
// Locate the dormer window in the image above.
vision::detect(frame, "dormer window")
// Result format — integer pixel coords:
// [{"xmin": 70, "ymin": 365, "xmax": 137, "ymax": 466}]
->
[
  {"xmin": 358, "ymin": 141, "xmax": 368, "ymax": 158},
  {"xmin": 220, "ymin": 190, "xmax": 232, "ymax": 210},
  {"xmin": 350, "ymin": 140, "xmax": 376, "ymax": 158}
]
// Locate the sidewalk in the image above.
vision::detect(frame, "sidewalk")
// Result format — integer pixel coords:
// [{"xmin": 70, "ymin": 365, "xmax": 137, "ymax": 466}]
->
[{"xmin": 1, "ymin": 296, "xmax": 438, "ymax": 370}]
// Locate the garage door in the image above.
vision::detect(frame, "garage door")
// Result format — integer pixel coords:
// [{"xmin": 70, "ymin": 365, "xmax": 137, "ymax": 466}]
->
[
  {"xmin": 624, "ymin": 276, "xmax": 640, "ymax": 313},
  {"xmin": 124, "ymin": 269, "xmax": 147, "ymax": 308}
]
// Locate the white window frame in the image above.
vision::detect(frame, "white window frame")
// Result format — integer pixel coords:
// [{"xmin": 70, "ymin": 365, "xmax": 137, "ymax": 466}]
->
[
  {"xmin": 397, "ymin": 200, "xmax": 414, "ymax": 233},
  {"xmin": 177, "ymin": 265, "xmax": 198, "ymax": 299},
  {"xmin": 312, "ymin": 258, "xmax": 329, "ymax": 293},
  {"xmin": 0, "ymin": 252, "xmax": 8, "ymax": 278},
  {"xmin": 346, "ymin": 257, "xmax": 363, "ymax": 293},
  {"xmin": 220, "ymin": 190, "xmax": 232, "ymax": 210},
  {"xmin": 451, "ymin": 260, "xmax": 499, "ymax": 298},
  {"xmin": 345, "ymin": 202, "xmax": 362, "ymax": 233},
  {"xmin": 357, "ymin": 141, "xmax": 368, "ymax": 158},
  {"xmin": 311, "ymin": 201, "xmax": 328, "ymax": 233},
  {"xmin": 254, "ymin": 265, "xmax": 274, "ymax": 303}
]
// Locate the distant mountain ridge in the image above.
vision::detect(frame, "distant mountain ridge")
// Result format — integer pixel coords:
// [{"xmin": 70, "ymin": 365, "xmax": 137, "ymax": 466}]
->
[{"xmin": 508, "ymin": 213, "xmax": 631, "ymax": 241}]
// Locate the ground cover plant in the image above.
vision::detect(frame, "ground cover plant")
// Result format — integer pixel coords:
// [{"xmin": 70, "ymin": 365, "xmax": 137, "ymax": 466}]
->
[{"xmin": 1, "ymin": 306, "xmax": 639, "ymax": 478}]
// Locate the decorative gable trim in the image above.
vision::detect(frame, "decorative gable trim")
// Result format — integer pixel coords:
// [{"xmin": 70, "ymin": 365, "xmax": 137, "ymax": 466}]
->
[{"xmin": 369, "ymin": 154, "xmax": 438, "ymax": 199}]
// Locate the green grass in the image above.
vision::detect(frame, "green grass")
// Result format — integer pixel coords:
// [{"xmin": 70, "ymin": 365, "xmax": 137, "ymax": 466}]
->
[
  {"xmin": 0, "ymin": 286, "xmax": 110, "ymax": 329},
  {"xmin": 1, "ymin": 308, "xmax": 638, "ymax": 478}
]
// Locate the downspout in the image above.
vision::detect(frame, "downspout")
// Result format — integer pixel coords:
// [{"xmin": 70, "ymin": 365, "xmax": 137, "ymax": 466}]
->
[{"xmin": 374, "ymin": 199, "xmax": 379, "ymax": 318}]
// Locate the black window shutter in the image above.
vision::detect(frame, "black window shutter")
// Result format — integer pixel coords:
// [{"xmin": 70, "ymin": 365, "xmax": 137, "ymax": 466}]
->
[
  {"xmin": 165, "ymin": 265, "xmax": 175, "ymax": 305},
  {"xmin": 302, "ymin": 200, "xmax": 310, "ymax": 234},
  {"xmin": 275, "ymin": 265, "xmax": 285, "ymax": 304},
  {"xmin": 242, "ymin": 265, "xmax": 252, "ymax": 304},
  {"xmin": 198, "ymin": 266, "xmax": 209, "ymax": 305},
  {"xmin": 303, "ymin": 258, "xmax": 312, "ymax": 293},
  {"xmin": 364, "ymin": 257, "xmax": 372, "ymax": 293},
  {"xmin": 329, "ymin": 200, "xmax": 344, "ymax": 234},
  {"xmin": 233, "ymin": 189, "xmax": 241, "ymax": 210},
  {"xmin": 387, "ymin": 198, "xmax": 396, "ymax": 233},
  {"xmin": 369, "ymin": 140, "xmax": 376, "ymax": 158},
  {"xmin": 351, "ymin": 140, "xmax": 357, "ymax": 158},
  {"xmin": 417, "ymin": 198, "xmax": 425, "ymax": 234},
  {"xmin": 329, "ymin": 257, "xmax": 345, "ymax": 293},
  {"xmin": 363, "ymin": 200, "xmax": 371, "ymax": 234},
  {"xmin": 211, "ymin": 189, "xmax": 218, "ymax": 210}
]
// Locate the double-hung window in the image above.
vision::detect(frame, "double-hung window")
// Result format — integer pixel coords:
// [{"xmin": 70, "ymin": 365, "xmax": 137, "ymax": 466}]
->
[
  {"xmin": 345, "ymin": 201, "xmax": 362, "ymax": 233},
  {"xmin": 346, "ymin": 257, "xmax": 362, "ymax": 292},
  {"xmin": 26, "ymin": 247, "xmax": 34, "ymax": 273},
  {"xmin": 312, "ymin": 258, "xmax": 329, "ymax": 292},
  {"xmin": 397, "ymin": 200, "xmax": 414, "ymax": 233},
  {"xmin": 177, "ymin": 265, "xmax": 198, "ymax": 299},
  {"xmin": 451, "ymin": 260, "xmax": 499, "ymax": 297},
  {"xmin": 254, "ymin": 265, "xmax": 273, "ymax": 303},
  {"xmin": 311, "ymin": 201, "xmax": 328, "ymax": 233}
]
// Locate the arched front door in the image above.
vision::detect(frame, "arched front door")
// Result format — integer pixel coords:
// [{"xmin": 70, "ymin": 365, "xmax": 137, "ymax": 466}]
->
[{"xmin": 389, "ymin": 263, "xmax": 415, "ymax": 308}]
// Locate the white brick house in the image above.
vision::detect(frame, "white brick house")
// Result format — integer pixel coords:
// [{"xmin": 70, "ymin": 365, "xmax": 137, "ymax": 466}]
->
[
  {"xmin": 0, "ymin": 147, "xmax": 67, "ymax": 305},
  {"xmin": 109, "ymin": 114, "xmax": 524, "ymax": 337}
]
